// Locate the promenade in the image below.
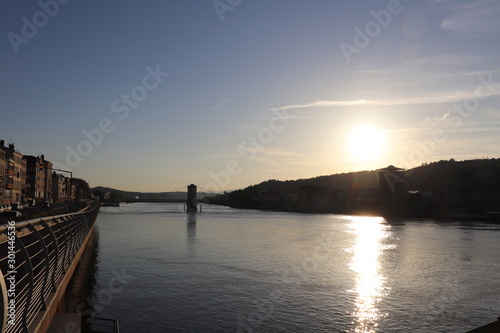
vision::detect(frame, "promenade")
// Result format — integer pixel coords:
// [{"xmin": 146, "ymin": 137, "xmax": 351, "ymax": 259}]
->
[{"xmin": 0, "ymin": 201, "xmax": 100, "ymax": 333}]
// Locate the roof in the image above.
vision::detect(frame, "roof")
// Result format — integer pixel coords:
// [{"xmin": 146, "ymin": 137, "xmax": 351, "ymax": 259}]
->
[{"xmin": 377, "ymin": 165, "xmax": 405, "ymax": 172}]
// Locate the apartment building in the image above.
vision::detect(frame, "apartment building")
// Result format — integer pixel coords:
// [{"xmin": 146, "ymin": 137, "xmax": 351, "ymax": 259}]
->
[
  {"xmin": 0, "ymin": 149, "xmax": 6, "ymax": 205},
  {"xmin": 52, "ymin": 172, "xmax": 69, "ymax": 203},
  {"xmin": 0, "ymin": 140, "xmax": 26, "ymax": 204},
  {"xmin": 1, "ymin": 139, "xmax": 79, "ymax": 206},
  {"xmin": 24, "ymin": 155, "xmax": 46, "ymax": 204},
  {"xmin": 42, "ymin": 156, "xmax": 53, "ymax": 203}
]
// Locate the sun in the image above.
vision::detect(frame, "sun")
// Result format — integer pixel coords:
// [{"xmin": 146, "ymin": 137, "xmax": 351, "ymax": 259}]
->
[{"xmin": 348, "ymin": 124, "xmax": 386, "ymax": 161}]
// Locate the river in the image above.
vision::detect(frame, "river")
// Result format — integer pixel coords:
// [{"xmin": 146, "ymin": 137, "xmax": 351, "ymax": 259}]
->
[{"xmin": 67, "ymin": 202, "xmax": 500, "ymax": 332}]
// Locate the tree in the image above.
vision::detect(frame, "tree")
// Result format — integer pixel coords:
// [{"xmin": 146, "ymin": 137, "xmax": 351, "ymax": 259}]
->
[
  {"xmin": 72, "ymin": 178, "xmax": 91, "ymax": 199},
  {"xmin": 92, "ymin": 189, "xmax": 104, "ymax": 201}
]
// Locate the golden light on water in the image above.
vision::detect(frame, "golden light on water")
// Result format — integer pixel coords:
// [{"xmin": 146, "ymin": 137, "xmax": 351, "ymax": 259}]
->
[{"xmin": 348, "ymin": 216, "xmax": 392, "ymax": 333}]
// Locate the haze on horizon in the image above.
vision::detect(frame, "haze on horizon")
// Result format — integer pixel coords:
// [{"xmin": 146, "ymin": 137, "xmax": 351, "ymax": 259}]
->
[{"xmin": 1, "ymin": 0, "xmax": 499, "ymax": 192}]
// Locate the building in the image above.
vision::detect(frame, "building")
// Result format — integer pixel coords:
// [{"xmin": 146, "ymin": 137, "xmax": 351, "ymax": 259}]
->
[
  {"xmin": 24, "ymin": 155, "xmax": 46, "ymax": 204},
  {"xmin": 1, "ymin": 138, "xmax": 88, "ymax": 206},
  {"xmin": 0, "ymin": 149, "xmax": 6, "ymax": 205},
  {"xmin": 378, "ymin": 165, "xmax": 407, "ymax": 216},
  {"xmin": 0, "ymin": 140, "xmax": 26, "ymax": 204},
  {"xmin": 52, "ymin": 172, "xmax": 69, "ymax": 203},
  {"xmin": 42, "ymin": 155, "xmax": 53, "ymax": 203},
  {"xmin": 67, "ymin": 181, "xmax": 76, "ymax": 201},
  {"xmin": 299, "ymin": 186, "xmax": 330, "ymax": 211}
]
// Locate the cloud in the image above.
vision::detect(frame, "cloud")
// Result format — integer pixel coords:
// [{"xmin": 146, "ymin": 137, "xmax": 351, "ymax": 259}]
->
[
  {"xmin": 270, "ymin": 100, "xmax": 371, "ymax": 111},
  {"xmin": 352, "ymin": 70, "xmax": 391, "ymax": 75},
  {"xmin": 201, "ymin": 98, "xmax": 233, "ymax": 112},
  {"xmin": 255, "ymin": 148, "xmax": 304, "ymax": 158},
  {"xmin": 253, "ymin": 148, "xmax": 315, "ymax": 168},
  {"xmin": 410, "ymin": 54, "xmax": 495, "ymax": 67},
  {"xmin": 207, "ymin": 147, "xmax": 305, "ymax": 165},
  {"xmin": 428, "ymin": 113, "xmax": 451, "ymax": 126},
  {"xmin": 440, "ymin": 0, "xmax": 500, "ymax": 33},
  {"xmin": 270, "ymin": 89, "xmax": 500, "ymax": 112},
  {"xmin": 206, "ymin": 153, "xmax": 237, "ymax": 159}
]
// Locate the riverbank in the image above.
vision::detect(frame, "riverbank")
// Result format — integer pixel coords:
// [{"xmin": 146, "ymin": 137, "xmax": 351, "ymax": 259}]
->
[
  {"xmin": 0, "ymin": 201, "xmax": 89, "ymax": 224},
  {"xmin": 208, "ymin": 201, "xmax": 500, "ymax": 223}
]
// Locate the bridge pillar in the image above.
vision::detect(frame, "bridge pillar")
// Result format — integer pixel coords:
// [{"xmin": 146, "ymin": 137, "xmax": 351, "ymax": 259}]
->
[{"xmin": 186, "ymin": 184, "xmax": 197, "ymax": 212}]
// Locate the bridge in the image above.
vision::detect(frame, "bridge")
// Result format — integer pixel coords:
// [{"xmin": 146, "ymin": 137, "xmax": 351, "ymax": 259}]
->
[{"xmin": 0, "ymin": 202, "xmax": 102, "ymax": 333}]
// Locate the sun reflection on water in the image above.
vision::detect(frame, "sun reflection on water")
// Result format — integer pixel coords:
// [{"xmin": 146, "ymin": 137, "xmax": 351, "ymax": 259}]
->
[{"xmin": 348, "ymin": 216, "xmax": 393, "ymax": 333}]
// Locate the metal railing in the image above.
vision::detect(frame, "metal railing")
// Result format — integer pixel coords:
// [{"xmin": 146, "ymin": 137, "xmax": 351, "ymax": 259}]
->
[{"xmin": 0, "ymin": 202, "xmax": 100, "ymax": 333}]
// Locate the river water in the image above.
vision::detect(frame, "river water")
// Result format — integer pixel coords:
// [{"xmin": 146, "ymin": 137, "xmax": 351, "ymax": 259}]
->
[{"xmin": 71, "ymin": 202, "xmax": 500, "ymax": 332}]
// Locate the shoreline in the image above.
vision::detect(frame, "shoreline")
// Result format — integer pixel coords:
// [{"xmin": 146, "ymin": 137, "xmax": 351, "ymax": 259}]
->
[{"xmin": 209, "ymin": 202, "xmax": 500, "ymax": 223}]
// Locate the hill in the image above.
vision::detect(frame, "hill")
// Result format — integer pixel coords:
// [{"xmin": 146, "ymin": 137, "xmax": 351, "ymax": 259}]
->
[
  {"xmin": 207, "ymin": 158, "xmax": 500, "ymax": 217},
  {"xmin": 91, "ymin": 186, "xmax": 211, "ymax": 202}
]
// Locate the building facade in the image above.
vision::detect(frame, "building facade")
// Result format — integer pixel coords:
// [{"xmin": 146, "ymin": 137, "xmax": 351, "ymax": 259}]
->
[
  {"xmin": 52, "ymin": 172, "xmax": 69, "ymax": 203},
  {"xmin": 24, "ymin": 155, "xmax": 46, "ymax": 204},
  {"xmin": 67, "ymin": 182, "xmax": 76, "ymax": 202},
  {"xmin": 0, "ymin": 141, "xmax": 26, "ymax": 204},
  {"xmin": 1, "ymin": 139, "xmax": 81, "ymax": 206},
  {"xmin": 378, "ymin": 165, "xmax": 407, "ymax": 216},
  {"xmin": 42, "ymin": 156, "xmax": 53, "ymax": 203},
  {"xmin": 0, "ymin": 149, "xmax": 6, "ymax": 205}
]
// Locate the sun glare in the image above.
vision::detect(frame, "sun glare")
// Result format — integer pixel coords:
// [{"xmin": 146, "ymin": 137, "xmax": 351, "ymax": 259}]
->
[
  {"xmin": 348, "ymin": 124, "xmax": 386, "ymax": 161},
  {"xmin": 348, "ymin": 216, "xmax": 392, "ymax": 333}
]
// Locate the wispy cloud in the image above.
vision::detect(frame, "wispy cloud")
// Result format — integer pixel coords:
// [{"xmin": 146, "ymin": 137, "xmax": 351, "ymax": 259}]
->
[
  {"xmin": 201, "ymin": 98, "xmax": 233, "ymax": 112},
  {"xmin": 253, "ymin": 148, "xmax": 313, "ymax": 168},
  {"xmin": 270, "ymin": 88, "xmax": 500, "ymax": 112},
  {"xmin": 440, "ymin": 0, "xmax": 500, "ymax": 33},
  {"xmin": 352, "ymin": 70, "xmax": 391, "ymax": 75},
  {"xmin": 409, "ymin": 54, "xmax": 496, "ymax": 67},
  {"xmin": 255, "ymin": 148, "xmax": 304, "ymax": 158},
  {"xmin": 270, "ymin": 100, "xmax": 371, "ymax": 111},
  {"xmin": 206, "ymin": 147, "xmax": 304, "ymax": 162},
  {"xmin": 427, "ymin": 113, "xmax": 451, "ymax": 126},
  {"xmin": 206, "ymin": 153, "xmax": 237, "ymax": 159}
]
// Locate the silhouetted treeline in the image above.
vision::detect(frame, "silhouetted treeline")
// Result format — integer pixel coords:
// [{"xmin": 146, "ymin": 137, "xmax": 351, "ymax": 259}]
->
[{"xmin": 207, "ymin": 158, "xmax": 500, "ymax": 218}]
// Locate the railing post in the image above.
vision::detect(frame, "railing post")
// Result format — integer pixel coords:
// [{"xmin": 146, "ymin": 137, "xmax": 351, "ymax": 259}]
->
[
  {"xmin": 40, "ymin": 220, "xmax": 59, "ymax": 292},
  {"xmin": 26, "ymin": 223, "xmax": 50, "ymax": 311},
  {"xmin": 14, "ymin": 233, "xmax": 35, "ymax": 333},
  {"xmin": 62, "ymin": 215, "xmax": 76, "ymax": 268},
  {"xmin": 52, "ymin": 218, "xmax": 68, "ymax": 275},
  {"xmin": 0, "ymin": 268, "xmax": 7, "ymax": 333}
]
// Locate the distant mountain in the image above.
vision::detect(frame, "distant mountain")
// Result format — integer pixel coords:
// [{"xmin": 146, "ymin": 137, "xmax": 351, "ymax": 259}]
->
[{"xmin": 91, "ymin": 186, "xmax": 209, "ymax": 201}]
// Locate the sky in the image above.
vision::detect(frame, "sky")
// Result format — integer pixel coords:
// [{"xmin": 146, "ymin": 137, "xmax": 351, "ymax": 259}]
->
[{"xmin": 1, "ymin": 0, "xmax": 499, "ymax": 192}]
